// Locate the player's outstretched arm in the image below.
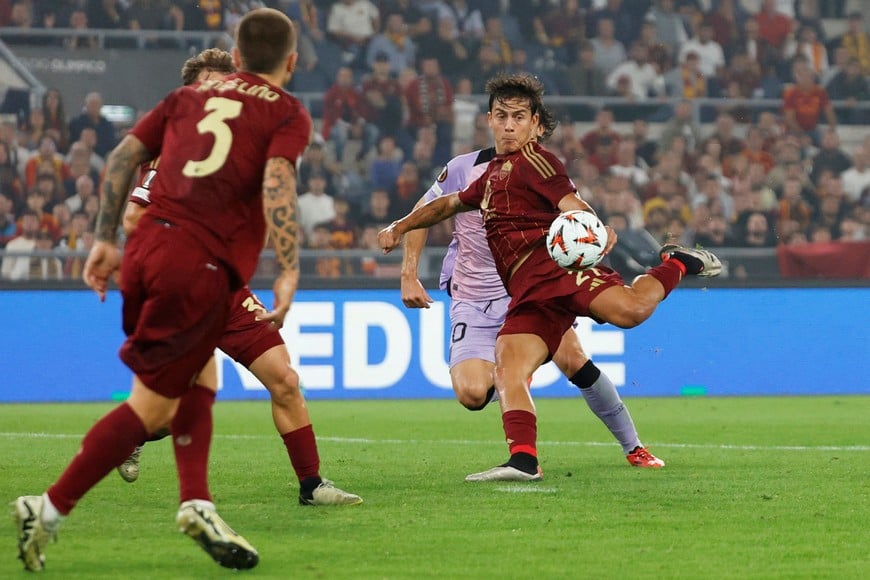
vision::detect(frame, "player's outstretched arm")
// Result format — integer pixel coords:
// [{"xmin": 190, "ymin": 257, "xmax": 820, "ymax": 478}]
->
[
  {"xmin": 84, "ymin": 135, "xmax": 151, "ymax": 301},
  {"xmin": 259, "ymin": 156, "xmax": 300, "ymax": 329},
  {"xmin": 400, "ymin": 196, "xmax": 434, "ymax": 309},
  {"xmin": 379, "ymin": 192, "xmax": 469, "ymax": 254}
]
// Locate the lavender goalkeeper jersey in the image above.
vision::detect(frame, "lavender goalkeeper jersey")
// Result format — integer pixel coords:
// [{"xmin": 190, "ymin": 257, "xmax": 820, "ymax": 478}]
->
[{"xmin": 423, "ymin": 148, "xmax": 506, "ymax": 301}]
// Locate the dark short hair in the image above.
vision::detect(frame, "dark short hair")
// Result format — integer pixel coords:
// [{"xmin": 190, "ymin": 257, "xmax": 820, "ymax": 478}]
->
[
  {"xmin": 236, "ymin": 8, "xmax": 296, "ymax": 74},
  {"xmin": 181, "ymin": 48, "xmax": 235, "ymax": 85},
  {"xmin": 537, "ymin": 105, "xmax": 558, "ymax": 143},
  {"xmin": 485, "ymin": 73, "xmax": 544, "ymax": 118}
]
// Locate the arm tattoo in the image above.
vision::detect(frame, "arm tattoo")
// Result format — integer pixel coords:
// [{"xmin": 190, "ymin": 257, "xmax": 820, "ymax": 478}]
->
[
  {"xmin": 95, "ymin": 136, "xmax": 150, "ymax": 242},
  {"xmin": 263, "ymin": 157, "xmax": 299, "ymax": 274}
]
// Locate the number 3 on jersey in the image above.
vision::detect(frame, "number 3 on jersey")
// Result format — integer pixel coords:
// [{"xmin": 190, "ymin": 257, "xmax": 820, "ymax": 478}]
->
[{"xmin": 182, "ymin": 97, "xmax": 243, "ymax": 178}]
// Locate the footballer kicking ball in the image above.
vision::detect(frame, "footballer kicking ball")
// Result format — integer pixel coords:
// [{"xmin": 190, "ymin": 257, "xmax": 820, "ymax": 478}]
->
[{"xmin": 546, "ymin": 210, "xmax": 608, "ymax": 270}]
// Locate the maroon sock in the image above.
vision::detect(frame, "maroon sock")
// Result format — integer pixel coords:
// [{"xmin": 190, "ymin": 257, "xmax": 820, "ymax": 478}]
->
[
  {"xmin": 47, "ymin": 403, "xmax": 148, "ymax": 515},
  {"xmin": 171, "ymin": 385, "xmax": 215, "ymax": 503},
  {"xmin": 647, "ymin": 260, "xmax": 685, "ymax": 299},
  {"xmin": 502, "ymin": 409, "xmax": 538, "ymax": 458},
  {"xmin": 282, "ymin": 424, "xmax": 321, "ymax": 482}
]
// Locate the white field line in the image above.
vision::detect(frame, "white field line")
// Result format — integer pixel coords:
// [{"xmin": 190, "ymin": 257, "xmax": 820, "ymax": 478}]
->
[{"xmin": 0, "ymin": 432, "xmax": 867, "ymax": 452}]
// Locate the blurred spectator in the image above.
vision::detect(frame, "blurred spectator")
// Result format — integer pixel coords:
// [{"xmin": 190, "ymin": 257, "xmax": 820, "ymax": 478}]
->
[
  {"xmin": 782, "ymin": 61, "xmax": 836, "ymax": 142},
  {"xmin": 718, "ymin": 51, "xmax": 761, "ymax": 99},
  {"xmin": 41, "ymin": 88, "xmax": 69, "ymax": 154},
  {"xmin": 637, "ymin": 19, "xmax": 671, "ymax": 73},
  {"xmin": 321, "ymin": 67, "xmax": 379, "ymax": 163},
  {"xmin": 665, "ymin": 51, "xmax": 707, "ymax": 99},
  {"xmin": 645, "ymin": 0, "xmax": 688, "ymax": 57},
  {"xmin": 416, "ymin": 16, "xmax": 470, "ymax": 80},
  {"xmin": 809, "ymin": 129, "xmax": 851, "ymax": 185},
  {"xmin": 826, "ymin": 58, "xmax": 870, "ymax": 124},
  {"xmin": 566, "ymin": 41, "xmax": 608, "ymax": 99},
  {"xmin": 609, "ymin": 137, "xmax": 650, "ymax": 190},
  {"xmin": 82, "ymin": 192, "xmax": 100, "ymax": 231},
  {"xmin": 838, "ymin": 213, "xmax": 866, "ymax": 241},
  {"xmin": 326, "ymin": 0, "xmax": 380, "ymax": 66},
  {"xmin": 0, "ymin": 191, "xmax": 16, "ymax": 246},
  {"xmin": 641, "ymin": 197, "xmax": 672, "ymax": 243},
  {"xmin": 813, "ymin": 190, "xmax": 848, "ymax": 238},
  {"xmin": 359, "ymin": 52, "xmax": 404, "ymax": 138},
  {"xmin": 365, "ymin": 13, "xmax": 416, "ymax": 75},
  {"xmin": 451, "ymin": 77, "xmax": 479, "ymax": 149},
  {"xmin": 660, "ymin": 100, "xmax": 701, "ymax": 151},
  {"xmin": 68, "ymin": 92, "xmax": 117, "ymax": 158},
  {"xmin": 306, "ymin": 223, "xmax": 343, "ymax": 279},
  {"xmin": 678, "ymin": 19, "xmax": 724, "ymax": 79},
  {"xmin": 838, "ymin": 12, "xmax": 870, "ymax": 76},
  {"xmin": 784, "ymin": 25, "xmax": 829, "ymax": 78},
  {"xmin": 738, "ymin": 14, "xmax": 774, "ymax": 70},
  {"xmin": 0, "ymin": 140, "xmax": 24, "ymax": 209},
  {"xmin": 624, "ymin": 124, "xmax": 653, "ymax": 171},
  {"xmin": 532, "ymin": 0, "xmax": 586, "ymax": 64},
  {"xmin": 581, "ymin": 108, "xmax": 620, "ymax": 156},
  {"xmin": 739, "ymin": 126, "xmax": 775, "ymax": 172},
  {"xmin": 607, "ymin": 43, "xmax": 666, "ymax": 101},
  {"xmin": 71, "ymin": 128, "xmax": 106, "ymax": 174},
  {"xmin": 64, "ymin": 174, "xmax": 97, "ymax": 214},
  {"xmin": 63, "ymin": 142, "xmax": 100, "ymax": 198},
  {"xmin": 24, "ymin": 180, "xmax": 62, "ymax": 234},
  {"xmin": 841, "ymin": 146, "xmax": 870, "ymax": 204},
  {"xmin": 776, "ymin": 174, "xmax": 813, "ymax": 231},
  {"xmin": 380, "ymin": 0, "xmax": 432, "ymax": 40},
  {"xmin": 822, "ymin": 46, "xmax": 851, "ymax": 88},
  {"xmin": 298, "ymin": 141, "xmax": 340, "ymax": 197},
  {"xmin": 693, "ymin": 211, "xmax": 733, "ymax": 247},
  {"xmin": 478, "ymin": 15, "xmax": 513, "ymax": 66},
  {"xmin": 1, "ymin": 209, "xmax": 40, "ymax": 280},
  {"xmin": 87, "ymin": 0, "xmax": 129, "ymax": 31},
  {"xmin": 323, "ymin": 197, "xmax": 357, "ymax": 251},
  {"xmin": 24, "ymin": 136, "xmax": 70, "ymax": 190},
  {"xmin": 442, "ymin": 0, "xmax": 485, "ymax": 50},
  {"xmin": 20, "ymin": 107, "xmax": 46, "ymax": 151},
  {"xmin": 297, "ymin": 171, "xmax": 336, "ymax": 239},
  {"xmin": 734, "ymin": 210, "xmax": 777, "ymax": 247},
  {"xmin": 57, "ymin": 211, "xmax": 93, "ymax": 278},
  {"xmin": 707, "ymin": 0, "xmax": 743, "ymax": 60},
  {"xmin": 590, "ymin": 16, "xmax": 627, "ymax": 74},
  {"xmin": 393, "ymin": 159, "xmax": 425, "ymax": 217},
  {"xmin": 755, "ymin": 0, "xmax": 792, "ymax": 56},
  {"xmin": 358, "ymin": 188, "xmax": 398, "ymax": 229},
  {"xmin": 369, "ymin": 136, "xmax": 403, "ymax": 196},
  {"xmin": 0, "ymin": 116, "xmax": 28, "ymax": 176},
  {"xmin": 404, "ymin": 56, "xmax": 454, "ymax": 167}
]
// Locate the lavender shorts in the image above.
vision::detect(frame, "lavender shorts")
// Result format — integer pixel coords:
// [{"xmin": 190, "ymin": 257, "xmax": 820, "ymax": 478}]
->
[{"xmin": 448, "ymin": 296, "xmax": 511, "ymax": 367}]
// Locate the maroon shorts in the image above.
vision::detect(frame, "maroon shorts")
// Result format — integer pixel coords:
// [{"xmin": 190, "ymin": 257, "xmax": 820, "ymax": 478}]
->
[
  {"xmin": 501, "ymin": 253, "xmax": 626, "ymax": 355},
  {"xmin": 218, "ymin": 286, "xmax": 285, "ymax": 367},
  {"xmin": 119, "ymin": 218, "xmax": 231, "ymax": 398}
]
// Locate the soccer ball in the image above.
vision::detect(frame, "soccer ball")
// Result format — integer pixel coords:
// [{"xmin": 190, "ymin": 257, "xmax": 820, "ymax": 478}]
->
[{"xmin": 546, "ymin": 210, "xmax": 608, "ymax": 270}]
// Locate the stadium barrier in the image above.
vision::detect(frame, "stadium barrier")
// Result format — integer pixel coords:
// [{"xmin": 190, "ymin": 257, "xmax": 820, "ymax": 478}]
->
[{"xmin": 0, "ymin": 286, "xmax": 867, "ymax": 403}]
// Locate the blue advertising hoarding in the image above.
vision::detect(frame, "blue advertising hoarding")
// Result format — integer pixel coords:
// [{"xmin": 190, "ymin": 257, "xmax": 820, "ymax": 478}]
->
[{"xmin": 0, "ymin": 288, "xmax": 867, "ymax": 402}]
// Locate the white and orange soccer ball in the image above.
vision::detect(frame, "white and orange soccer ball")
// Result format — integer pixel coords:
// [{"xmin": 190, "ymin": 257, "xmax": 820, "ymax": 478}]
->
[{"xmin": 546, "ymin": 210, "xmax": 608, "ymax": 270}]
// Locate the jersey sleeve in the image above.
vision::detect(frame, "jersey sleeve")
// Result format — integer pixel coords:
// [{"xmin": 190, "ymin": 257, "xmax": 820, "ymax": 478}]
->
[
  {"xmin": 267, "ymin": 100, "xmax": 312, "ymax": 165},
  {"xmin": 130, "ymin": 93, "xmax": 175, "ymax": 157},
  {"xmin": 424, "ymin": 156, "xmax": 470, "ymax": 203},
  {"xmin": 524, "ymin": 146, "xmax": 576, "ymax": 207},
  {"xmin": 457, "ymin": 171, "xmax": 486, "ymax": 208}
]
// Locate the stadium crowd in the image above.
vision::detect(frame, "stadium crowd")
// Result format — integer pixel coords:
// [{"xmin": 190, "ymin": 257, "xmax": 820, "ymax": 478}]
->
[{"xmin": 1, "ymin": 0, "xmax": 869, "ymax": 281}]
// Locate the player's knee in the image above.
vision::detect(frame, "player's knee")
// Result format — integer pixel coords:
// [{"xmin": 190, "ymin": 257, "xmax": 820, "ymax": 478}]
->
[
  {"xmin": 454, "ymin": 383, "xmax": 491, "ymax": 411},
  {"xmin": 267, "ymin": 367, "xmax": 302, "ymax": 406}
]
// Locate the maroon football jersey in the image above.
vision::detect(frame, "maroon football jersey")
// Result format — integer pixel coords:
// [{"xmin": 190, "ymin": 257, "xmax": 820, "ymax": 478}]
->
[
  {"xmin": 458, "ymin": 141, "xmax": 577, "ymax": 285},
  {"xmin": 131, "ymin": 71, "xmax": 312, "ymax": 283}
]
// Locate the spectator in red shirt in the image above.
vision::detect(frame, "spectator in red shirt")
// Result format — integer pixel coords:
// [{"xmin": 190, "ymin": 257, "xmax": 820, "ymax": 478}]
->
[
  {"xmin": 321, "ymin": 66, "xmax": 379, "ymax": 163},
  {"xmin": 403, "ymin": 56, "xmax": 454, "ymax": 167},
  {"xmin": 755, "ymin": 0, "xmax": 792, "ymax": 54},
  {"xmin": 783, "ymin": 60, "xmax": 837, "ymax": 143}
]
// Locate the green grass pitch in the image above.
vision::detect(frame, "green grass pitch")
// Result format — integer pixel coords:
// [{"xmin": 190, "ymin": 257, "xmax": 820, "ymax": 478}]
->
[{"xmin": 1, "ymin": 396, "xmax": 868, "ymax": 579}]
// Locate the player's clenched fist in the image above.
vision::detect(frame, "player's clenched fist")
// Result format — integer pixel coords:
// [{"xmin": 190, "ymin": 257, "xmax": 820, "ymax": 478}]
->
[{"xmin": 378, "ymin": 223, "xmax": 402, "ymax": 254}]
